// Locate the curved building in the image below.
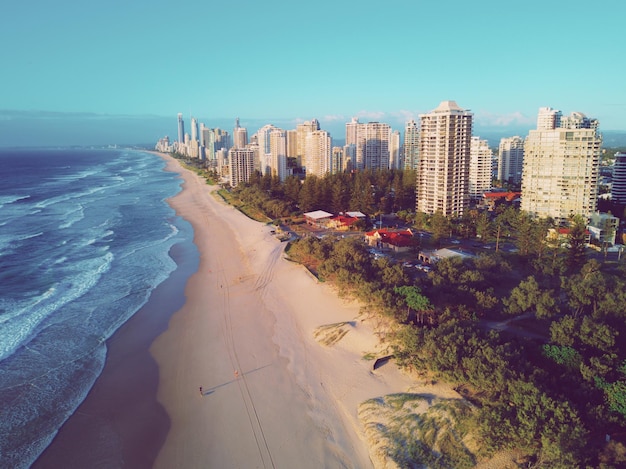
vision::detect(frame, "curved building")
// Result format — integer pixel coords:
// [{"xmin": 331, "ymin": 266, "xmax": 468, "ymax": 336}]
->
[{"xmin": 612, "ymin": 152, "xmax": 626, "ymax": 205}]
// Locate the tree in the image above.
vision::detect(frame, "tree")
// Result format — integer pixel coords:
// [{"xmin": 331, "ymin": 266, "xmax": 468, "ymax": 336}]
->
[
  {"xmin": 394, "ymin": 285, "xmax": 433, "ymax": 324},
  {"xmin": 503, "ymin": 276, "xmax": 558, "ymax": 318},
  {"xmin": 566, "ymin": 215, "xmax": 588, "ymax": 271},
  {"xmin": 430, "ymin": 210, "xmax": 451, "ymax": 242}
]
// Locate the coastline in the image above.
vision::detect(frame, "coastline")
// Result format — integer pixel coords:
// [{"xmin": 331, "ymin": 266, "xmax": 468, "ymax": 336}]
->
[
  {"xmin": 32, "ymin": 239, "xmax": 198, "ymax": 468},
  {"xmin": 35, "ymin": 152, "xmax": 454, "ymax": 468}
]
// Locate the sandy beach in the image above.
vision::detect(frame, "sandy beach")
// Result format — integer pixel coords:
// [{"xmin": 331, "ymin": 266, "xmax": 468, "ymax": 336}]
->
[{"xmin": 35, "ymin": 152, "xmax": 455, "ymax": 468}]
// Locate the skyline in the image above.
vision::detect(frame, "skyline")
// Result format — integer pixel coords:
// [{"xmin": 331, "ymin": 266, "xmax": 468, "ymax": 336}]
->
[{"xmin": 1, "ymin": 1, "xmax": 626, "ymax": 147}]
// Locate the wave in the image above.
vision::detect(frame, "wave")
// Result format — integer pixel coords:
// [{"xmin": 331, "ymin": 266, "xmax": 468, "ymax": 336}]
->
[
  {"xmin": 0, "ymin": 251, "xmax": 115, "ymax": 361},
  {"xmin": 0, "ymin": 194, "xmax": 30, "ymax": 208}
]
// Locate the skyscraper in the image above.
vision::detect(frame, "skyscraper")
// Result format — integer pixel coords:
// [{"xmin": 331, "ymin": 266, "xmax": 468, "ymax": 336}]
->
[
  {"xmin": 416, "ymin": 100, "xmax": 472, "ymax": 217},
  {"xmin": 228, "ymin": 147, "xmax": 255, "ymax": 187},
  {"xmin": 296, "ymin": 119, "xmax": 320, "ymax": 168},
  {"xmin": 304, "ymin": 130, "xmax": 331, "ymax": 178},
  {"xmin": 355, "ymin": 122, "xmax": 392, "ymax": 170},
  {"xmin": 269, "ymin": 129, "xmax": 288, "ymax": 181},
  {"xmin": 403, "ymin": 120, "xmax": 420, "ymax": 170},
  {"xmin": 498, "ymin": 136, "xmax": 525, "ymax": 185},
  {"xmin": 611, "ymin": 152, "xmax": 626, "ymax": 205},
  {"xmin": 521, "ymin": 108, "xmax": 602, "ymax": 223},
  {"xmin": 469, "ymin": 136, "xmax": 493, "ymax": 200},
  {"xmin": 389, "ymin": 130, "xmax": 401, "ymax": 170},
  {"xmin": 233, "ymin": 117, "xmax": 248, "ymax": 149},
  {"xmin": 177, "ymin": 113, "xmax": 185, "ymax": 145}
]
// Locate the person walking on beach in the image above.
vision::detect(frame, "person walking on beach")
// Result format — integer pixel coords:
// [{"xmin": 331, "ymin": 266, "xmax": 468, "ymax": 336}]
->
[{"xmin": 199, "ymin": 386, "xmax": 203, "ymax": 396}]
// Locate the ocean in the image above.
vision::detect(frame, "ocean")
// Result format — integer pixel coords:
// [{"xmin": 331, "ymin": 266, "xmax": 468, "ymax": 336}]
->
[{"xmin": 0, "ymin": 148, "xmax": 194, "ymax": 468}]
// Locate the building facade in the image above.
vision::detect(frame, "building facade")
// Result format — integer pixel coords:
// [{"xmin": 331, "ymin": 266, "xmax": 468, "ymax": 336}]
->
[
  {"xmin": 521, "ymin": 108, "xmax": 602, "ymax": 223},
  {"xmin": 416, "ymin": 100, "xmax": 472, "ymax": 216},
  {"xmin": 304, "ymin": 130, "xmax": 331, "ymax": 178},
  {"xmin": 611, "ymin": 152, "xmax": 626, "ymax": 205},
  {"xmin": 228, "ymin": 147, "xmax": 256, "ymax": 187},
  {"xmin": 403, "ymin": 119, "xmax": 420, "ymax": 170},
  {"xmin": 498, "ymin": 136, "xmax": 525, "ymax": 185},
  {"xmin": 469, "ymin": 136, "xmax": 493, "ymax": 200},
  {"xmin": 355, "ymin": 121, "xmax": 391, "ymax": 170}
]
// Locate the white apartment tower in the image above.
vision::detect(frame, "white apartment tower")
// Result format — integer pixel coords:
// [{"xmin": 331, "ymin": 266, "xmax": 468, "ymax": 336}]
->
[
  {"xmin": 233, "ymin": 118, "xmax": 248, "ymax": 149},
  {"xmin": 256, "ymin": 124, "xmax": 279, "ymax": 177},
  {"xmin": 177, "ymin": 113, "xmax": 185, "ymax": 144},
  {"xmin": 611, "ymin": 152, "xmax": 626, "ymax": 205},
  {"xmin": 296, "ymin": 119, "xmax": 320, "ymax": 168},
  {"xmin": 355, "ymin": 122, "xmax": 392, "ymax": 170},
  {"xmin": 469, "ymin": 136, "xmax": 493, "ymax": 200},
  {"xmin": 521, "ymin": 108, "xmax": 602, "ymax": 223},
  {"xmin": 389, "ymin": 130, "xmax": 402, "ymax": 170},
  {"xmin": 404, "ymin": 119, "xmax": 420, "ymax": 170},
  {"xmin": 498, "ymin": 136, "xmax": 525, "ymax": 185},
  {"xmin": 345, "ymin": 117, "xmax": 359, "ymax": 146},
  {"xmin": 269, "ymin": 129, "xmax": 288, "ymax": 182},
  {"xmin": 416, "ymin": 100, "xmax": 473, "ymax": 217},
  {"xmin": 228, "ymin": 147, "xmax": 256, "ymax": 187},
  {"xmin": 305, "ymin": 130, "xmax": 331, "ymax": 178},
  {"xmin": 331, "ymin": 147, "xmax": 344, "ymax": 174}
]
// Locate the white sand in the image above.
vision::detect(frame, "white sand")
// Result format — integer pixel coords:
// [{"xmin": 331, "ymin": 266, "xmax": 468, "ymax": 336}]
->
[{"xmin": 150, "ymin": 155, "xmax": 454, "ymax": 468}]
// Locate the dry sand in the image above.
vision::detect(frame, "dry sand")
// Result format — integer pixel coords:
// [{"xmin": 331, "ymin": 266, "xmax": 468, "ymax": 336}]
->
[{"xmin": 35, "ymin": 152, "xmax": 459, "ymax": 469}]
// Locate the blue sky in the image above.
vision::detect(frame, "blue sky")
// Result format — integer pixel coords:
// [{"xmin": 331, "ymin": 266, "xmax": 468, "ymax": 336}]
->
[{"xmin": 1, "ymin": 0, "xmax": 625, "ymax": 146}]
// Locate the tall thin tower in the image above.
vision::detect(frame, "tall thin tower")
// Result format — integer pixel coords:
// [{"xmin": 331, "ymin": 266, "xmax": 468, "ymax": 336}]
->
[
  {"xmin": 416, "ymin": 100, "xmax": 472, "ymax": 216},
  {"xmin": 177, "ymin": 113, "xmax": 185, "ymax": 144}
]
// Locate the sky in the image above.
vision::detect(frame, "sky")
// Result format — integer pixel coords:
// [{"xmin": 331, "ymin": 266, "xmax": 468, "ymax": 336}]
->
[{"xmin": 1, "ymin": 0, "xmax": 625, "ymax": 147}]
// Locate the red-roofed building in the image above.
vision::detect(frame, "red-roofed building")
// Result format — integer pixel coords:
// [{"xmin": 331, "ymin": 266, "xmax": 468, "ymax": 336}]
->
[
  {"xmin": 482, "ymin": 191, "xmax": 521, "ymax": 210},
  {"xmin": 327, "ymin": 214, "xmax": 360, "ymax": 231},
  {"xmin": 364, "ymin": 228, "xmax": 416, "ymax": 252}
]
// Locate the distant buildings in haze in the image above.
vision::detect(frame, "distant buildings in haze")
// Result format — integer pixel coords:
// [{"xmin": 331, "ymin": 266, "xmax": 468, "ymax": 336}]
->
[{"xmin": 156, "ymin": 102, "xmax": 620, "ymax": 235}]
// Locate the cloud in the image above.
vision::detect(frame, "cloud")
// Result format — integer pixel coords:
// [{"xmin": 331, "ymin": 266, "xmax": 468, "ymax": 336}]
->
[{"xmin": 474, "ymin": 110, "xmax": 535, "ymax": 128}]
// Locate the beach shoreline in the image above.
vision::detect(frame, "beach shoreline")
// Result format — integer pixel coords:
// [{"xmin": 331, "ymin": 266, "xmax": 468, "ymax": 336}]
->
[{"xmin": 34, "ymin": 151, "xmax": 454, "ymax": 468}]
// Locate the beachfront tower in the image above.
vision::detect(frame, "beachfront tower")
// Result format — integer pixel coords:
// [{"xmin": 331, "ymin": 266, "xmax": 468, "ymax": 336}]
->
[
  {"xmin": 404, "ymin": 119, "xmax": 420, "ymax": 170},
  {"xmin": 612, "ymin": 152, "xmax": 626, "ymax": 205},
  {"xmin": 177, "ymin": 113, "xmax": 185, "ymax": 144},
  {"xmin": 498, "ymin": 136, "xmax": 525, "ymax": 185},
  {"xmin": 469, "ymin": 136, "xmax": 493, "ymax": 200},
  {"xmin": 233, "ymin": 118, "xmax": 248, "ymax": 149},
  {"xmin": 304, "ymin": 130, "xmax": 331, "ymax": 178},
  {"xmin": 355, "ymin": 121, "xmax": 392, "ymax": 170},
  {"xmin": 416, "ymin": 100, "xmax": 473, "ymax": 217},
  {"xmin": 296, "ymin": 119, "xmax": 320, "ymax": 168},
  {"xmin": 521, "ymin": 108, "xmax": 601, "ymax": 223}
]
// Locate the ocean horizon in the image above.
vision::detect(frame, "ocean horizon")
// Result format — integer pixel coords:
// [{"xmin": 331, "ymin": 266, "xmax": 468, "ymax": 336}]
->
[{"xmin": 0, "ymin": 148, "xmax": 194, "ymax": 468}]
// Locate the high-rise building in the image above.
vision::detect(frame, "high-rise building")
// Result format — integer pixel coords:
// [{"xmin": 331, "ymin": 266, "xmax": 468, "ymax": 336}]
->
[
  {"xmin": 304, "ymin": 130, "xmax": 331, "ymax": 178},
  {"xmin": 416, "ymin": 100, "xmax": 472, "ymax": 217},
  {"xmin": 389, "ymin": 130, "xmax": 401, "ymax": 170},
  {"xmin": 521, "ymin": 108, "xmax": 602, "ymax": 223},
  {"xmin": 498, "ymin": 136, "xmax": 525, "ymax": 185},
  {"xmin": 611, "ymin": 152, "xmax": 626, "ymax": 205},
  {"xmin": 355, "ymin": 122, "xmax": 392, "ymax": 170},
  {"xmin": 256, "ymin": 124, "xmax": 280, "ymax": 176},
  {"xmin": 286, "ymin": 130, "xmax": 298, "ymax": 160},
  {"xmin": 228, "ymin": 147, "xmax": 256, "ymax": 187},
  {"xmin": 469, "ymin": 136, "xmax": 493, "ymax": 200},
  {"xmin": 331, "ymin": 147, "xmax": 344, "ymax": 174},
  {"xmin": 403, "ymin": 120, "xmax": 420, "ymax": 170},
  {"xmin": 537, "ymin": 106, "xmax": 561, "ymax": 130},
  {"xmin": 177, "ymin": 113, "xmax": 185, "ymax": 144},
  {"xmin": 233, "ymin": 118, "xmax": 248, "ymax": 149},
  {"xmin": 190, "ymin": 117, "xmax": 198, "ymax": 142},
  {"xmin": 345, "ymin": 117, "xmax": 359, "ymax": 146},
  {"xmin": 296, "ymin": 119, "xmax": 320, "ymax": 167},
  {"xmin": 269, "ymin": 129, "xmax": 288, "ymax": 181}
]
